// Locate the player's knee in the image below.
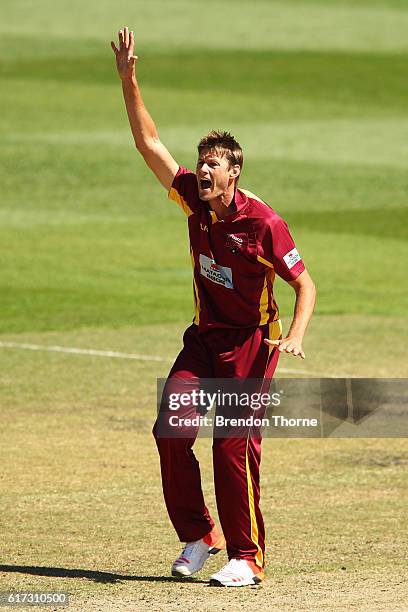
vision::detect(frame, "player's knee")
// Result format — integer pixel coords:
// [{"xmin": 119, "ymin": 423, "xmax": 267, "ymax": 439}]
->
[{"xmin": 153, "ymin": 421, "xmax": 182, "ymax": 451}]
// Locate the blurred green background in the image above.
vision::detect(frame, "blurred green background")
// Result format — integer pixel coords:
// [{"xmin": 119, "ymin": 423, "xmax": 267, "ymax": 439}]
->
[{"xmin": 1, "ymin": 0, "xmax": 407, "ymax": 338}]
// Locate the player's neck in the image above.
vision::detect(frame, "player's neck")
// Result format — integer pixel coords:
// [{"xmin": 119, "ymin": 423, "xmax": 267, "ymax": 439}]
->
[{"xmin": 209, "ymin": 185, "xmax": 236, "ymax": 220}]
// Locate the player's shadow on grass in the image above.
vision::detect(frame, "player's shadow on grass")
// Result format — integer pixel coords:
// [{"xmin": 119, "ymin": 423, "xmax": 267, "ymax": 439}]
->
[{"xmin": 0, "ymin": 565, "xmax": 207, "ymax": 584}]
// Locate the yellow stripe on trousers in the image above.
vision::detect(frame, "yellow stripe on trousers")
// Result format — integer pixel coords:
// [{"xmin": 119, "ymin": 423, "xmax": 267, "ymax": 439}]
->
[
  {"xmin": 245, "ymin": 438, "xmax": 264, "ymax": 568},
  {"xmin": 244, "ymin": 318, "xmax": 283, "ymax": 568}
]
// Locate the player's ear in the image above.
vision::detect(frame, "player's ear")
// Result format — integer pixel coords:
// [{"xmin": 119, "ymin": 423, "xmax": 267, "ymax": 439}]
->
[{"xmin": 230, "ymin": 165, "xmax": 241, "ymax": 180}]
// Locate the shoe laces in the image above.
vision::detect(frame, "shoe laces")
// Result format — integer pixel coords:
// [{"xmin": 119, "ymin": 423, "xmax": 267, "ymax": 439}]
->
[
  {"xmin": 182, "ymin": 541, "xmax": 199, "ymax": 557},
  {"xmin": 175, "ymin": 539, "xmax": 202, "ymax": 563}
]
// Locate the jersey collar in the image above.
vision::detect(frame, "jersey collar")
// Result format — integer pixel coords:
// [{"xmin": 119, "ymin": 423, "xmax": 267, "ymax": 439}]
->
[
  {"xmin": 234, "ymin": 187, "xmax": 247, "ymax": 212},
  {"xmin": 208, "ymin": 188, "xmax": 249, "ymax": 224}
]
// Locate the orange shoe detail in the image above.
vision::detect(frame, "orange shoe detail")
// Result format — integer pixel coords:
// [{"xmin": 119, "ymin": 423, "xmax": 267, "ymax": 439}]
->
[
  {"xmin": 202, "ymin": 526, "xmax": 226, "ymax": 552},
  {"xmin": 246, "ymin": 559, "xmax": 265, "ymax": 578}
]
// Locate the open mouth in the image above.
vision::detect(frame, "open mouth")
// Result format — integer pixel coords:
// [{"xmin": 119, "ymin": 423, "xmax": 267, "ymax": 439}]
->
[{"xmin": 200, "ymin": 179, "xmax": 212, "ymax": 190}]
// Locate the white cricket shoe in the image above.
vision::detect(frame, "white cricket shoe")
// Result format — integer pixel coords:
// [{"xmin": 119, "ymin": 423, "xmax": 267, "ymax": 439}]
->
[
  {"xmin": 171, "ymin": 526, "xmax": 225, "ymax": 577},
  {"xmin": 209, "ymin": 558, "xmax": 265, "ymax": 587}
]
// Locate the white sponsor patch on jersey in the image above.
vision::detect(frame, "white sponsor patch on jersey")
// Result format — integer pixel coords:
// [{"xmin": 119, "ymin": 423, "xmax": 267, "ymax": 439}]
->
[
  {"xmin": 283, "ymin": 248, "xmax": 301, "ymax": 269},
  {"xmin": 199, "ymin": 254, "xmax": 234, "ymax": 289}
]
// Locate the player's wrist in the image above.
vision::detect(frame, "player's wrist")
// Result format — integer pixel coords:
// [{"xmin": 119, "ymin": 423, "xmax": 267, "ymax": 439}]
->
[
  {"xmin": 287, "ymin": 332, "xmax": 304, "ymax": 342},
  {"xmin": 120, "ymin": 73, "xmax": 136, "ymax": 84}
]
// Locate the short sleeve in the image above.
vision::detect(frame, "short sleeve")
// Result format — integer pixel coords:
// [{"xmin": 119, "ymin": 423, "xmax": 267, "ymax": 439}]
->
[
  {"xmin": 263, "ymin": 217, "xmax": 305, "ymax": 281},
  {"xmin": 168, "ymin": 166, "xmax": 200, "ymax": 216}
]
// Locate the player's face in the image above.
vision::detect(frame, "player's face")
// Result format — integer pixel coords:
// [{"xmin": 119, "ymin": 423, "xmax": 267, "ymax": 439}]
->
[{"xmin": 196, "ymin": 151, "xmax": 238, "ymax": 201}]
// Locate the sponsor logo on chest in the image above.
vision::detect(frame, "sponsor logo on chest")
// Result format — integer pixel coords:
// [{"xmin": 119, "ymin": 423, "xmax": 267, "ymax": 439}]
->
[{"xmin": 199, "ymin": 254, "xmax": 234, "ymax": 289}]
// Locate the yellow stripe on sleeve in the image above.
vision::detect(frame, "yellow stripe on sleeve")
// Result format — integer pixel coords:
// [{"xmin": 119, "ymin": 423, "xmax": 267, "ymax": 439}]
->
[{"xmin": 168, "ymin": 187, "xmax": 194, "ymax": 217}]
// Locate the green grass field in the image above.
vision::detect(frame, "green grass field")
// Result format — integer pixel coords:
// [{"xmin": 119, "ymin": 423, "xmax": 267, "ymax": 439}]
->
[{"xmin": 1, "ymin": 1, "xmax": 407, "ymax": 609}]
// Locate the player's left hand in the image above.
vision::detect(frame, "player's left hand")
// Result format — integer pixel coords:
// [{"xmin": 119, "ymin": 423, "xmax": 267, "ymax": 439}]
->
[
  {"xmin": 111, "ymin": 27, "xmax": 138, "ymax": 81},
  {"xmin": 264, "ymin": 336, "xmax": 305, "ymax": 359}
]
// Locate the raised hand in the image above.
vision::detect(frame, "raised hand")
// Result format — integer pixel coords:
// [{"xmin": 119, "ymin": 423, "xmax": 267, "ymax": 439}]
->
[{"xmin": 111, "ymin": 27, "xmax": 138, "ymax": 81}]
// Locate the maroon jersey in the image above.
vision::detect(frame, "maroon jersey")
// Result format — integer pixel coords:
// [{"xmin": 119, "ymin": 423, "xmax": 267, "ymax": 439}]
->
[{"xmin": 169, "ymin": 166, "xmax": 305, "ymax": 333}]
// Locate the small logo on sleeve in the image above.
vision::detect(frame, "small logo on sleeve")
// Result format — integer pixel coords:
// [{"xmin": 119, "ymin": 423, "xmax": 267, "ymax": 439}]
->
[
  {"xmin": 283, "ymin": 248, "xmax": 301, "ymax": 269},
  {"xmin": 199, "ymin": 254, "xmax": 234, "ymax": 289}
]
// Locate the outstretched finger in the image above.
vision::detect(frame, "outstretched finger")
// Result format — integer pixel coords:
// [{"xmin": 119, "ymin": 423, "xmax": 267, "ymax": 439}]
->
[
  {"xmin": 110, "ymin": 41, "xmax": 119, "ymax": 55},
  {"xmin": 124, "ymin": 26, "xmax": 129, "ymax": 47},
  {"xmin": 129, "ymin": 30, "xmax": 135, "ymax": 54},
  {"xmin": 119, "ymin": 29, "xmax": 124, "ymax": 48},
  {"xmin": 264, "ymin": 339, "xmax": 280, "ymax": 346}
]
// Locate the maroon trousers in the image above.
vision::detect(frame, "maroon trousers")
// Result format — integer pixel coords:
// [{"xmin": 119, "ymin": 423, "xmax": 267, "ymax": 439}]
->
[{"xmin": 152, "ymin": 322, "xmax": 281, "ymax": 568}]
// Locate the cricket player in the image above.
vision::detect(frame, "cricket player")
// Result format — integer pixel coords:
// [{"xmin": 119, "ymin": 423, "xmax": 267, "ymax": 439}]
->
[{"xmin": 111, "ymin": 27, "xmax": 316, "ymax": 587}]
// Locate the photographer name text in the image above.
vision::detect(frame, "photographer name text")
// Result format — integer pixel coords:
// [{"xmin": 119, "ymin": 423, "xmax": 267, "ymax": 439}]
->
[{"xmin": 168, "ymin": 415, "xmax": 319, "ymax": 428}]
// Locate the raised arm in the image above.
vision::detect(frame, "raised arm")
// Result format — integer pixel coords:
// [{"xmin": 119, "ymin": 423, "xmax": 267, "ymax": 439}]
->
[{"xmin": 111, "ymin": 27, "xmax": 179, "ymax": 190}]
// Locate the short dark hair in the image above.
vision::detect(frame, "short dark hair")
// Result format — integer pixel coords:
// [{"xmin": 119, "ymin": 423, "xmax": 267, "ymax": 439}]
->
[{"xmin": 197, "ymin": 130, "xmax": 244, "ymax": 171}]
